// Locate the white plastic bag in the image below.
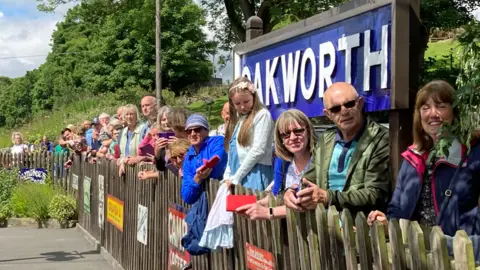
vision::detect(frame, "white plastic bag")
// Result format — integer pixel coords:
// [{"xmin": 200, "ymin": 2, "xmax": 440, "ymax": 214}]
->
[{"xmin": 199, "ymin": 182, "xmax": 234, "ymax": 250}]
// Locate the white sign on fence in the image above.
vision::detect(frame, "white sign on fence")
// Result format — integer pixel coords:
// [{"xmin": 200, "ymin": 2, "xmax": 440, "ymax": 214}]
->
[
  {"xmin": 98, "ymin": 175, "xmax": 105, "ymax": 229},
  {"xmin": 137, "ymin": 204, "xmax": 148, "ymax": 245},
  {"xmin": 72, "ymin": 174, "xmax": 78, "ymax": 190}
]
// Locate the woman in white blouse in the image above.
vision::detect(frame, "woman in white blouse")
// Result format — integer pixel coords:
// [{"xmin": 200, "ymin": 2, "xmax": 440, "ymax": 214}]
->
[
  {"xmin": 10, "ymin": 132, "xmax": 29, "ymax": 155},
  {"xmin": 223, "ymin": 77, "xmax": 274, "ymax": 191}
]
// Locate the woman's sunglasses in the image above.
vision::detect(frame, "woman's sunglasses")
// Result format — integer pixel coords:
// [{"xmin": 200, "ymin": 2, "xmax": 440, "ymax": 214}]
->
[
  {"xmin": 328, "ymin": 99, "xmax": 358, "ymax": 114},
  {"xmin": 280, "ymin": 128, "xmax": 306, "ymax": 140}
]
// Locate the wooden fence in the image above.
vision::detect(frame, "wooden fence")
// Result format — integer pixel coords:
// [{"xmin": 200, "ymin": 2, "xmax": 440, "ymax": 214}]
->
[{"xmin": 6, "ymin": 153, "xmax": 475, "ymax": 270}]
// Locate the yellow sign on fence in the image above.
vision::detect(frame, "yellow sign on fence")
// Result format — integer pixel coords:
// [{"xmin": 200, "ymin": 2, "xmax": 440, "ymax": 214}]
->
[{"xmin": 107, "ymin": 194, "xmax": 124, "ymax": 232}]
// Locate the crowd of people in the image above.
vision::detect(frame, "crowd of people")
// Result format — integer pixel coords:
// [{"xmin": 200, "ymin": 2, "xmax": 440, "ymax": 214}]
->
[{"xmin": 8, "ymin": 77, "xmax": 480, "ymax": 263}]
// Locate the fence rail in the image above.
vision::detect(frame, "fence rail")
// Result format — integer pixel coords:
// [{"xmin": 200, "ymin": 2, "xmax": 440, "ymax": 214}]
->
[{"xmin": 2, "ymin": 153, "xmax": 477, "ymax": 269}]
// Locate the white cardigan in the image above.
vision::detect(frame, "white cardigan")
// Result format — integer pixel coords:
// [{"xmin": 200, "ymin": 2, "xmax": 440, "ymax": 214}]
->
[{"xmin": 223, "ymin": 108, "xmax": 274, "ymax": 185}]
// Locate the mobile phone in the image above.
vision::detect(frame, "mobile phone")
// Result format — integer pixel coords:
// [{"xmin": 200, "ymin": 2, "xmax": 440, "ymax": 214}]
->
[
  {"xmin": 226, "ymin": 195, "xmax": 256, "ymax": 212},
  {"xmin": 157, "ymin": 132, "xmax": 175, "ymax": 139},
  {"xmin": 198, "ymin": 155, "xmax": 220, "ymax": 171}
]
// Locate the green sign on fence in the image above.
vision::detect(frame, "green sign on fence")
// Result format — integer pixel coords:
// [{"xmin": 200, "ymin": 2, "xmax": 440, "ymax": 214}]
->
[{"xmin": 84, "ymin": 176, "xmax": 91, "ymax": 214}]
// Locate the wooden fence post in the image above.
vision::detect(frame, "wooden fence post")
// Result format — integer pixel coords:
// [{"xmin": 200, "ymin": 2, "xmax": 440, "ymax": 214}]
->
[
  {"xmin": 453, "ymin": 230, "xmax": 476, "ymax": 269},
  {"xmin": 245, "ymin": 16, "xmax": 263, "ymax": 41}
]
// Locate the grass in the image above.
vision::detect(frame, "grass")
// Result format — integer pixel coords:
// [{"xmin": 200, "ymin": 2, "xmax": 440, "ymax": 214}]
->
[
  {"xmin": 425, "ymin": 39, "xmax": 461, "ymax": 60},
  {"xmin": 0, "ymin": 93, "xmax": 120, "ymax": 148},
  {"xmin": 188, "ymin": 96, "xmax": 228, "ymax": 129}
]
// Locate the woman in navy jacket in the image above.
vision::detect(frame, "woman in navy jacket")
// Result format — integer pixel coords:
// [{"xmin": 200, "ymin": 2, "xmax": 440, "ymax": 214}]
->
[{"xmin": 368, "ymin": 80, "xmax": 480, "ymax": 258}]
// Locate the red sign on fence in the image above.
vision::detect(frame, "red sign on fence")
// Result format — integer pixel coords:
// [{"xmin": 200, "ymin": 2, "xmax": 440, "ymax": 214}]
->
[
  {"xmin": 168, "ymin": 205, "xmax": 190, "ymax": 270},
  {"xmin": 245, "ymin": 242, "xmax": 276, "ymax": 270}
]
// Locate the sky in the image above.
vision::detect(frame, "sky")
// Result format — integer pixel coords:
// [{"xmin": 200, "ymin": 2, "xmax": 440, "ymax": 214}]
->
[
  {"xmin": 0, "ymin": 0, "xmax": 233, "ymax": 81},
  {"xmin": 0, "ymin": 1, "xmax": 478, "ymax": 81}
]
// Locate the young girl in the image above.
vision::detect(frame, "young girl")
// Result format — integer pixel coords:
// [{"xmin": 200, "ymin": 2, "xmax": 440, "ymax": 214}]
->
[{"xmin": 223, "ymin": 77, "xmax": 274, "ymax": 191}]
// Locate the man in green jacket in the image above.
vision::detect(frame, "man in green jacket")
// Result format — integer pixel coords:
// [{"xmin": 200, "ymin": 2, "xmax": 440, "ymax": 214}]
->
[{"xmin": 284, "ymin": 82, "xmax": 390, "ymax": 216}]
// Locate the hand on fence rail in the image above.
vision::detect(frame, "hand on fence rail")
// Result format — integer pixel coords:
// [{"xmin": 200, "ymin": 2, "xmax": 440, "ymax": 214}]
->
[
  {"xmin": 296, "ymin": 178, "xmax": 328, "ymax": 210},
  {"xmin": 367, "ymin": 210, "xmax": 388, "ymax": 226}
]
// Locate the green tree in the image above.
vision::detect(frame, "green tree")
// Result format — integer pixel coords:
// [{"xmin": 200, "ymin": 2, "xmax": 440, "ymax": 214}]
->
[{"xmin": 201, "ymin": 0, "xmax": 347, "ymax": 50}]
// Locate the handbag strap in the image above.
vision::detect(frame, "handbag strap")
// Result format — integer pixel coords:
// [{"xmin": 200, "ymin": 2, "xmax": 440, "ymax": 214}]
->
[{"xmin": 436, "ymin": 154, "xmax": 468, "ymax": 224}]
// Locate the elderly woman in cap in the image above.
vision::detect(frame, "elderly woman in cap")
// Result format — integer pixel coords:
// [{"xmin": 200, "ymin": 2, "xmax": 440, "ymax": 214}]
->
[{"xmin": 181, "ymin": 113, "xmax": 228, "ymax": 205}]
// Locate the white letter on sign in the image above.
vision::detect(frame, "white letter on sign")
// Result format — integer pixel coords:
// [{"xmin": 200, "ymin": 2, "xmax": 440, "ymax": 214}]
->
[
  {"xmin": 242, "ymin": 66, "xmax": 252, "ymax": 81},
  {"xmin": 265, "ymin": 57, "xmax": 279, "ymax": 105},
  {"xmin": 300, "ymin": 48, "xmax": 316, "ymax": 100},
  {"xmin": 319, "ymin": 42, "xmax": 336, "ymax": 98},
  {"xmin": 338, "ymin": 33, "xmax": 360, "ymax": 84},
  {"xmin": 363, "ymin": 25, "xmax": 389, "ymax": 91},
  {"xmin": 281, "ymin": 51, "xmax": 301, "ymax": 103},
  {"xmin": 254, "ymin": 62, "xmax": 264, "ymax": 103}
]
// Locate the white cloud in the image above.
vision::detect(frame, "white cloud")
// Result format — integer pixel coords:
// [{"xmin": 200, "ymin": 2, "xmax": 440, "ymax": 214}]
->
[{"xmin": 0, "ymin": 0, "xmax": 73, "ymax": 78}]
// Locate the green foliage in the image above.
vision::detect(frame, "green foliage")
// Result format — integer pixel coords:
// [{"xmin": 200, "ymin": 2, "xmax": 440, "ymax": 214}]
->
[
  {"xmin": 0, "ymin": 169, "xmax": 19, "ymax": 221},
  {"xmin": 0, "ymin": 0, "xmax": 216, "ymax": 134},
  {"xmin": 49, "ymin": 194, "xmax": 77, "ymax": 227},
  {"xmin": 432, "ymin": 21, "xmax": 480, "ymax": 159},
  {"xmin": 11, "ymin": 183, "xmax": 58, "ymax": 221},
  {"xmin": 202, "ymin": 0, "xmax": 347, "ymax": 50}
]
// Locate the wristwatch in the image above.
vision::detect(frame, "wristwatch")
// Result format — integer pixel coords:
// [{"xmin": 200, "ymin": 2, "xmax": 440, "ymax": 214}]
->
[{"xmin": 269, "ymin": 207, "xmax": 274, "ymax": 220}]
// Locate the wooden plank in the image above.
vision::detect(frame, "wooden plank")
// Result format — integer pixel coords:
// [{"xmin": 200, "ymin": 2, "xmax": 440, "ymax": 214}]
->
[
  {"xmin": 286, "ymin": 207, "xmax": 300, "ymax": 270},
  {"xmin": 389, "ymin": 219, "xmax": 407, "ymax": 270},
  {"xmin": 341, "ymin": 209, "xmax": 357, "ymax": 270},
  {"xmin": 371, "ymin": 220, "xmax": 389, "ymax": 270},
  {"xmin": 429, "ymin": 226, "xmax": 451, "ymax": 270},
  {"xmin": 408, "ymin": 221, "xmax": 427, "ymax": 270},
  {"xmin": 355, "ymin": 212, "xmax": 373, "ymax": 270},
  {"xmin": 453, "ymin": 230, "xmax": 476, "ymax": 270},
  {"xmin": 316, "ymin": 204, "xmax": 331, "ymax": 270},
  {"xmin": 295, "ymin": 210, "xmax": 311, "ymax": 270},
  {"xmin": 327, "ymin": 206, "xmax": 346, "ymax": 270}
]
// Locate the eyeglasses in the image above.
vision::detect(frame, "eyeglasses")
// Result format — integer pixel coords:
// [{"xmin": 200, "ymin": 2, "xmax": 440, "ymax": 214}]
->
[
  {"xmin": 170, "ymin": 153, "xmax": 185, "ymax": 160},
  {"xmin": 186, "ymin": 127, "xmax": 203, "ymax": 135},
  {"xmin": 280, "ymin": 128, "xmax": 306, "ymax": 140},
  {"xmin": 328, "ymin": 99, "xmax": 358, "ymax": 114}
]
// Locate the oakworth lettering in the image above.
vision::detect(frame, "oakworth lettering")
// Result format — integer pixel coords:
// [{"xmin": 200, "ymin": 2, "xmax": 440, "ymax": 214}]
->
[{"xmin": 241, "ymin": 24, "xmax": 389, "ymax": 106}]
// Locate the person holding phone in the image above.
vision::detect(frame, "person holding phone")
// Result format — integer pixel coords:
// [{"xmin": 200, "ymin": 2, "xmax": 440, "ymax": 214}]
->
[
  {"xmin": 154, "ymin": 108, "xmax": 190, "ymax": 173},
  {"xmin": 236, "ymin": 109, "xmax": 317, "ymax": 220},
  {"xmin": 181, "ymin": 114, "xmax": 227, "ymax": 204},
  {"xmin": 223, "ymin": 77, "xmax": 274, "ymax": 191}
]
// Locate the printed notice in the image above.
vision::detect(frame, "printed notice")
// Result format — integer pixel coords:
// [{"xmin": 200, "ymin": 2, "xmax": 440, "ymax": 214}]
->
[
  {"xmin": 98, "ymin": 175, "xmax": 105, "ymax": 229},
  {"xmin": 83, "ymin": 176, "xmax": 91, "ymax": 214},
  {"xmin": 137, "ymin": 204, "xmax": 148, "ymax": 245},
  {"xmin": 72, "ymin": 174, "xmax": 78, "ymax": 190},
  {"xmin": 107, "ymin": 194, "xmax": 124, "ymax": 232},
  {"xmin": 245, "ymin": 242, "xmax": 276, "ymax": 270},
  {"xmin": 168, "ymin": 204, "xmax": 190, "ymax": 270}
]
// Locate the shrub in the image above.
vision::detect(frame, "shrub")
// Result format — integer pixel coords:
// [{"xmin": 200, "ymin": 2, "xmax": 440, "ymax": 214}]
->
[
  {"xmin": 49, "ymin": 194, "xmax": 77, "ymax": 228},
  {"xmin": 0, "ymin": 169, "xmax": 19, "ymax": 223},
  {"xmin": 11, "ymin": 183, "xmax": 57, "ymax": 222}
]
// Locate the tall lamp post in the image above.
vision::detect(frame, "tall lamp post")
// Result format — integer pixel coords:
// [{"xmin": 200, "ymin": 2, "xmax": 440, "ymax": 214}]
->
[{"xmin": 155, "ymin": 0, "xmax": 162, "ymax": 108}]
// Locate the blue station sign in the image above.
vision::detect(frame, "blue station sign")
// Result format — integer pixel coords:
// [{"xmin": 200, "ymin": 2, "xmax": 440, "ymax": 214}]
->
[{"xmin": 236, "ymin": 5, "xmax": 392, "ymax": 119}]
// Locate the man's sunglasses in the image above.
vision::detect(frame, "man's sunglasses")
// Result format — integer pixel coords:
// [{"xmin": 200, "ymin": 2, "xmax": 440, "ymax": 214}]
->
[
  {"xmin": 186, "ymin": 127, "xmax": 203, "ymax": 135},
  {"xmin": 327, "ymin": 99, "xmax": 358, "ymax": 114},
  {"xmin": 280, "ymin": 128, "xmax": 306, "ymax": 140}
]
